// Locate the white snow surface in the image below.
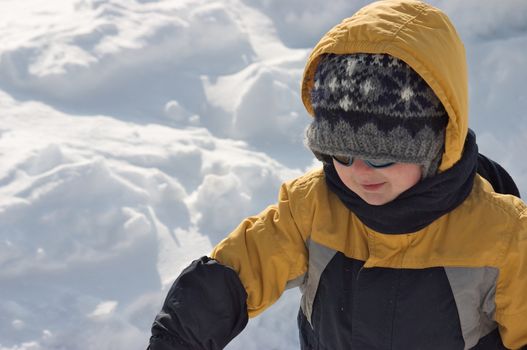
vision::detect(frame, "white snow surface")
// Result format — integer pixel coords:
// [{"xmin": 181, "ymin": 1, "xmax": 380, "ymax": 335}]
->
[{"xmin": 0, "ymin": 0, "xmax": 526, "ymax": 349}]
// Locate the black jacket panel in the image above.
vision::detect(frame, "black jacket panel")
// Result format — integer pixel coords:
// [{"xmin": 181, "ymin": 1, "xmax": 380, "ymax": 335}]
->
[
  {"xmin": 471, "ymin": 328, "xmax": 508, "ymax": 350},
  {"xmin": 299, "ymin": 253, "xmax": 465, "ymax": 350},
  {"xmin": 298, "ymin": 247, "xmax": 516, "ymax": 349}
]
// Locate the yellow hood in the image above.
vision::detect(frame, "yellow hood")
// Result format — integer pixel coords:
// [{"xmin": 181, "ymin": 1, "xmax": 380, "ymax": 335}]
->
[{"xmin": 301, "ymin": 0, "xmax": 468, "ymax": 171}]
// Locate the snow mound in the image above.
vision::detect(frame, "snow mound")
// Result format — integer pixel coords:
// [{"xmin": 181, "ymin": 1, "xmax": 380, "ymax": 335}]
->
[{"xmin": 0, "ymin": 91, "xmax": 301, "ymax": 349}]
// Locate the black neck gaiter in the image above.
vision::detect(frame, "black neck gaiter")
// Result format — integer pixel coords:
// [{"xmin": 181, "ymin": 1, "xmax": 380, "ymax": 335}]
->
[{"xmin": 324, "ymin": 130, "xmax": 479, "ymax": 234}]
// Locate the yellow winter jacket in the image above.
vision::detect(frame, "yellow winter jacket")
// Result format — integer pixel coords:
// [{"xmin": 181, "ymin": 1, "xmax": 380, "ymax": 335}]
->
[{"xmin": 212, "ymin": 1, "xmax": 527, "ymax": 348}]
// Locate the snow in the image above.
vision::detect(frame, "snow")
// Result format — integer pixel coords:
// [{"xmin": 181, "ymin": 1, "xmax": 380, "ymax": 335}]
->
[{"xmin": 0, "ymin": 1, "xmax": 526, "ymax": 349}]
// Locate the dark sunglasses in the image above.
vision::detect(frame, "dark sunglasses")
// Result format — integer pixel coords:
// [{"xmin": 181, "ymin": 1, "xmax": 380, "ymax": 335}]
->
[{"xmin": 332, "ymin": 155, "xmax": 395, "ymax": 169}]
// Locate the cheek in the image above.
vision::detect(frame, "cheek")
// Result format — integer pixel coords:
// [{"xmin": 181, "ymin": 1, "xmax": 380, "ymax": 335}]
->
[
  {"xmin": 392, "ymin": 165, "xmax": 422, "ymax": 189},
  {"xmin": 333, "ymin": 164, "xmax": 358, "ymax": 187},
  {"xmin": 334, "ymin": 164, "xmax": 349, "ymax": 181}
]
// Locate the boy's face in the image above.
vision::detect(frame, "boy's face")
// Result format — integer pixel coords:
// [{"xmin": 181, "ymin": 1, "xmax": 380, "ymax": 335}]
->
[{"xmin": 333, "ymin": 158, "xmax": 422, "ymax": 206}]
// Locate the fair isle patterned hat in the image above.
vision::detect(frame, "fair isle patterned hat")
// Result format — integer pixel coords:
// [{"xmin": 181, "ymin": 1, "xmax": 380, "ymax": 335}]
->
[{"xmin": 305, "ymin": 53, "xmax": 449, "ymax": 178}]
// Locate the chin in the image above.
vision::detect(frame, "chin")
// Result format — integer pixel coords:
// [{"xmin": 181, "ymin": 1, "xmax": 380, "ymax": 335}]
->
[
  {"xmin": 364, "ymin": 199, "xmax": 389, "ymax": 206},
  {"xmin": 360, "ymin": 194, "xmax": 394, "ymax": 206}
]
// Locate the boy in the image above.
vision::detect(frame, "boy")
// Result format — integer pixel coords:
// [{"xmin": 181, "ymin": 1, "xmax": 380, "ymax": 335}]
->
[{"xmin": 148, "ymin": 1, "xmax": 526, "ymax": 349}]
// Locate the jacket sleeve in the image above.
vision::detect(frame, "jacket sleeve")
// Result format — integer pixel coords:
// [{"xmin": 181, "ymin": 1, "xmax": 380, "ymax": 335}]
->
[
  {"xmin": 210, "ymin": 180, "xmax": 310, "ymax": 318},
  {"xmin": 477, "ymin": 153, "xmax": 520, "ymax": 197},
  {"xmin": 148, "ymin": 256, "xmax": 249, "ymax": 350},
  {"xmin": 494, "ymin": 202, "xmax": 527, "ymax": 349}
]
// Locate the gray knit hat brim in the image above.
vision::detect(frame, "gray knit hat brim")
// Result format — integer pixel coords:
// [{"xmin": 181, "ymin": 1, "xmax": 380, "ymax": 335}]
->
[{"xmin": 305, "ymin": 119, "xmax": 445, "ymax": 178}]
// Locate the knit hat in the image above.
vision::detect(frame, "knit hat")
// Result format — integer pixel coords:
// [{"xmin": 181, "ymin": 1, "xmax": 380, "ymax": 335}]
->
[{"xmin": 305, "ymin": 53, "xmax": 449, "ymax": 178}]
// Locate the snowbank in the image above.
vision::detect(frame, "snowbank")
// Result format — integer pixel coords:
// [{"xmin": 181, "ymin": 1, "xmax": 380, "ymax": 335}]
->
[{"xmin": 0, "ymin": 0, "xmax": 526, "ymax": 349}]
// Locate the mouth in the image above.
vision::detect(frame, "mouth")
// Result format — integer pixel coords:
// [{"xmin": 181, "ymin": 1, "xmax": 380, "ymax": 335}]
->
[{"xmin": 360, "ymin": 183, "xmax": 386, "ymax": 191}]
